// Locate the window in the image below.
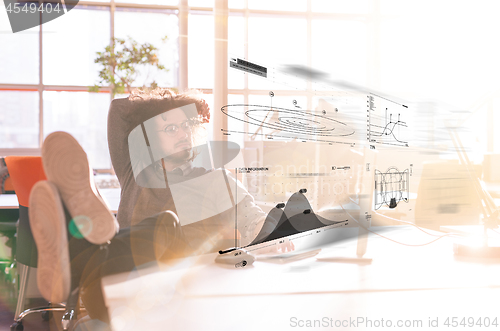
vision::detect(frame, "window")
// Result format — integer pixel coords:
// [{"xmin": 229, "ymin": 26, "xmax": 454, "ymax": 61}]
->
[
  {"xmin": 114, "ymin": 8, "xmax": 179, "ymax": 88},
  {"xmin": 188, "ymin": 12, "xmax": 214, "ymax": 89},
  {"xmin": 0, "ymin": 24, "xmax": 39, "ymax": 85},
  {"xmin": 3, "ymin": 0, "xmax": 498, "ymax": 169},
  {"xmin": 0, "ymin": 1, "xmax": 186, "ymax": 169},
  {"xmin": 0, "ymin": 91, "xmax": 39, "ymax": 148},
  {"xmin": 225, "ymin": 2, "xmax": 374, "ymax": 148},
  {"xmin": 43, "ymin": 91, "xmax": 111, "ymax": 168},
  {"xmin": 311, "ymin": 19, "xmax": 367, "ymax": 86},
  {"xmin": 42, "ymin": 7, "xmax": 110, "ymax": 86}
]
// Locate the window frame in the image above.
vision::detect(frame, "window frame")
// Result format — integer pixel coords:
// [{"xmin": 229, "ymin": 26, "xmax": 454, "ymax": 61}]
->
[{"xmin": 6, "ymin": 0, "xmax": 490, "ymax": 170}]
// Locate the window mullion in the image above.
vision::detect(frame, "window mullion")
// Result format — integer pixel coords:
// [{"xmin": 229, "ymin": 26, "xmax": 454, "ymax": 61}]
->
[{"xmin": 38, "ymin": 0, "xmax": 43, "ymax": 148}]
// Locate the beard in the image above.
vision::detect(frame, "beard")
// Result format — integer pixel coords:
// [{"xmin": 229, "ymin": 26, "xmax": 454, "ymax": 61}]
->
[{"xmin": 164, "ymin": 148, "xmax": 192, "ymax": 164}]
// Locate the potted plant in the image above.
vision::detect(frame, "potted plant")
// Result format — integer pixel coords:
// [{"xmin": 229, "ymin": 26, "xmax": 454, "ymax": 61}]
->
[{"xmin": 89, "ymin": 36, "xmax": 169, "ymax": 98}]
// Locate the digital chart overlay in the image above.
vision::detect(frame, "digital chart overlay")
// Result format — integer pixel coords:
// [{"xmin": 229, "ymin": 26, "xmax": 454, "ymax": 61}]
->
[
  {"xmin": 367, "ymin": 95, "xmax": 409, "ymax": 147},
  {"xmin": 247, "ymin": 190, "xmax": 345, "ymax": 247},
  {"xmin": 221, "ymin": 104, "xmax": 356, "ymax": 145},
  {"xmin": 374, "ymin": 167, "xmax": 409, "ymax": 210}
]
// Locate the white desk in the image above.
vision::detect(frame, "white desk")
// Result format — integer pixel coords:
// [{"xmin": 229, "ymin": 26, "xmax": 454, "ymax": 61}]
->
[
  {"xmin": 0, "ymin": 188, "xmax": 120, "ymax": 214},
  {"xmin": 102, "ymin": 226, "xmax": 500, "ymax": 331},
  {"xmin": 0, "ymin": 194, "xmax": 20, "ymax": 209},
  {"xmin": 99, "ymin": 188, "xmax": 120, "ymax": 214}
]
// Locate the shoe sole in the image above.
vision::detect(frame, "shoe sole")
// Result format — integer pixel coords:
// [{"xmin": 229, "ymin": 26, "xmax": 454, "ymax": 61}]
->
[
  {"xmin": 42, "ymin": 131, "xmax": 118, "ymax": 245},
  {"xmin": 29, "ymin": 181, "xmax": 70, "ymax": 303}
]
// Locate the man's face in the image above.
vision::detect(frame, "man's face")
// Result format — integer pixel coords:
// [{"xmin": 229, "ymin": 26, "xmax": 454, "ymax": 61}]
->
[{"xmin": 153, "ymin": 107, "xmax": 193, "ymax": 162}]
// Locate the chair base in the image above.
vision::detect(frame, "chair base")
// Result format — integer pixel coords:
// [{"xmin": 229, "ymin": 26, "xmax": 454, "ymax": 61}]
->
[
  {"xmin": 62, "ymin": 309, "xmax": 77, "ymax": 331},
  {"xmin": 11, "ymin": 305, "xmax": 66, "ymax": 331},
  {"xmin": 11, "ymin": 304, "xmax": 82, "ymax": 331}
]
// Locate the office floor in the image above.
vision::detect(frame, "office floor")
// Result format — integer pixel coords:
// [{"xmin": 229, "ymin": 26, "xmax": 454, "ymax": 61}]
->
[{"xmin": 0, "ymin": 272, "xmax": 64, "ymax": 331}]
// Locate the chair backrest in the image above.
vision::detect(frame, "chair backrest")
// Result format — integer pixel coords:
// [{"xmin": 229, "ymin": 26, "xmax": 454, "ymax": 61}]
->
[
  {"xmin": 3, "ymin": 177, "xmax": 14, "ymax": 194},
  {"xmin": 4, "ymin": 156, "xmax": 47, "ymax": 267}
]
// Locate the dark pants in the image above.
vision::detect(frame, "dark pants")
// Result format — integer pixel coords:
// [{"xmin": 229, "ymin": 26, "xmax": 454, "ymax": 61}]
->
[{"xmin": 67, "ymin": 210, "xmax": 191, "ymax": 323}]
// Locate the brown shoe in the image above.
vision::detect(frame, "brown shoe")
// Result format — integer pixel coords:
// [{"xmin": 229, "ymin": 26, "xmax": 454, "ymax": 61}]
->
[
  {"xmin": 42, "ymin": 131, "xmax": 119, "ymax": 245},
  {"xmin": 29, "ymin": 180, "xmax": 70, "ymax": 303}
]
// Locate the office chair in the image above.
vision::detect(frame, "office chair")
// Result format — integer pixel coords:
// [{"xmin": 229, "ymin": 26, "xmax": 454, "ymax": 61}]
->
[
  {"xmin": 0, "ymin": 158, "xmax": 19, "ymax": 282},
  {"xmin": 4, "ymin": 156, "xmax": 71, "ymax": 331}
]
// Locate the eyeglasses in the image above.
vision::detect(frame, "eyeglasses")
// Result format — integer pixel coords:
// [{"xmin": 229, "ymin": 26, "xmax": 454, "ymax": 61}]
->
[{"xmin": 162, "ymin": 120, "xmax": 196, "ymax": 137}]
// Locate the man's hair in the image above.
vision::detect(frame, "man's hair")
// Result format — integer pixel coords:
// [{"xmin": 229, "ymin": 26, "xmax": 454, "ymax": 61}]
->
[
  {"xmin": 127, "ymin": 87, "xmax": 206, "ymax": 165},
  {"xmin": 128, "ymin": 87, "xmax": 206, "ymax": 118}
]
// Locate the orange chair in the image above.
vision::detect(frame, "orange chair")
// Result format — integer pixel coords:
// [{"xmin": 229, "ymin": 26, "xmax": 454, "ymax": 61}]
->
[{"xmin": 5, "ymin": 156, "xmax": 67, "ymax": 331}]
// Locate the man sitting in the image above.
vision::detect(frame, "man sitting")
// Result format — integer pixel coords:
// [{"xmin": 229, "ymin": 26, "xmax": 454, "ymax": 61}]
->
[{"xmin": 30, "ymin": 88, "xmax": 288, "ymax": 324}]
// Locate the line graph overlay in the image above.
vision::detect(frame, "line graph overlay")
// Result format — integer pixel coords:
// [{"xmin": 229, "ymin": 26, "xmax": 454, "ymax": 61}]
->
[{"xmin": 367, "ymin": 94, "xmax": 409, "ymax": 147}]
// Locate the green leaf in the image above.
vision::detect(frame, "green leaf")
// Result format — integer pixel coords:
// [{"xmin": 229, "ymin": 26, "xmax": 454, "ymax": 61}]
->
[
  {"xmin": 91, "ymin": 35, "xmax": 169, "ymax": 92},
  {"xmin": 88, "ymin": 85, "xmax": 101, "ymax": 93}
]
